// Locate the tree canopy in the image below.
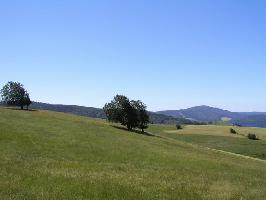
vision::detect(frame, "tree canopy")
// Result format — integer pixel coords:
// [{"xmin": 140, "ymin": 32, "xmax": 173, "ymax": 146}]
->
[
  {"xmin": 103, "ymin": 95, "xmax": 150, "ymax": 132},
  {"xmin": 1, "ymin": 81, "xmax": 32, "ymax": 110}
]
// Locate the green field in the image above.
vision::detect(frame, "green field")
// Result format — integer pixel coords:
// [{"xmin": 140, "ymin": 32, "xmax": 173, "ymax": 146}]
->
[
  {"xmin": 0, "ymin": 108, "xmax": 266, "ymax": 199},
  {"xmin": 148, "ymin": 125, "xmax": 266, "ymax": 160}
]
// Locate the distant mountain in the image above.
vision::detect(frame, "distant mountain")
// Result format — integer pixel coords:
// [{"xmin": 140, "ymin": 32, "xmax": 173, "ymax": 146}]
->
[
  {"xmin": 158, "ymin": 105, "xmax": 240, "ymax": 122},
  {"xmin": 30, "ymin": 102, "xmax": 195, "ymax": 125},
  {"xmin": 158, "ymin": 105, "xmax": 266, "ymax": 128},
  {"xmin": 237, "ymin": 112, "xmax": 266, "ymax": 116},
  {"xmin": 148, "ymin": 112, "xmax": 197, "ymax": 125},
  {"xmin": 3, "ymin": 102, "xmax": 266, "ymax": 127},
  {"xmin": 232, "ymin": 115, "xmax": 266, "ymax": 128},
  {"xmin": 31, "ymin": 102, "xmax": 106, "ymax": 118}
]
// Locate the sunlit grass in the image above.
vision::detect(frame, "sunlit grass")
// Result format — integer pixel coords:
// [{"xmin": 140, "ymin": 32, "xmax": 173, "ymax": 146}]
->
[
  {"xmin": 0, "ymin": 108, "xmax": 266, "ymax": 199},
  {"xmin": 148, "ymin": 124, "xmax": 266, "ymax": 160}
]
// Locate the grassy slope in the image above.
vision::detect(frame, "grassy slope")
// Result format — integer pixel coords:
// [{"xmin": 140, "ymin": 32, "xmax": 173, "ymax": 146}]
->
[
  {"xmin": 0, "ymin": 108, "xmax": 266, "ymax": 199},
  {"xmin": 148, "ymin": 125, "xmax": 266, "ymax": 160}
]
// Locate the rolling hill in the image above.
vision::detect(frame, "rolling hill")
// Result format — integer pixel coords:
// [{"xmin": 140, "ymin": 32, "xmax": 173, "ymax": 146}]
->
[
  {"xmin": 157, "ymin": 105, "xmax": 240, "ymax": 122},
  {"xmin": 30, "ymin": 102, "xmax": 195, "ymax": 125},
  {"xmin": 158, "ymin": 105, "xmax": 266, "ymax": 127},
  {"xmin": 31, "ymin": 102, "xmax": 106, "ymax": 118},
  {"xmin": 232, "ymin": 114, "xmax": 266, "ymax": 128},
  {"xmin": 0, "ymin": 107, "xmax": 266, "ymax": 199},
  {"xmin": 4, "ymin": 102, "xmax": 266, "ymax": 127}
]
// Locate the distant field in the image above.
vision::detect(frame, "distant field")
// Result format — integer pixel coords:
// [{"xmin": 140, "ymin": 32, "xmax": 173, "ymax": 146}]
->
[
  {"xmin": 221, "ymin": 117, "xmax": 232, "ymax": 122},
  {"xmin": 148, "ymin": 125, "xmax": 266, "ymax": 160},
  {"xmin": 0, "ymin": 108, "xmax": 266, "ymax": 199}
]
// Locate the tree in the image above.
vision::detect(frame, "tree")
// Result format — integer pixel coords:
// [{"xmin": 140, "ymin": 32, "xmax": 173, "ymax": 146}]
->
[
  {"xmin": 0, "ymin": 81, "xmax": 32, "ymax": 110},
  {"xmin": 103, "ymin": 95, "xmax": 149, "ymax": 132},
  {"xmin": 230, "ymin": 128, "xmax": 237, "ymax": 134},
  {"xmin": 24, "ymin": 92, "xmax": 32, "ymax": 110},
  {"xmin": 103, "ymin": 95, "xmax": 138, "ymax": 130},
  {"xmin": 104, "ymin": 95, "xmax": 128, "ymax": 125},
  {"xmin": 131, "ymin": 100, "xmax": 150, "ymax": 133},
  {"xmin": 176, "ymin": 124, "xmax": 182, "ymax": 130},
  {"xmin": 248, "ymin": 133, "xmax": 258, "ymax": 140}
]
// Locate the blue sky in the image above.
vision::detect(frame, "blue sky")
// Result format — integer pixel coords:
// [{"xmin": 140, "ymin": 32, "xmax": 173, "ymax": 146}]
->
[{"xmin": 0, "ymin": 0, "xmax": 265, "ymax": 111}]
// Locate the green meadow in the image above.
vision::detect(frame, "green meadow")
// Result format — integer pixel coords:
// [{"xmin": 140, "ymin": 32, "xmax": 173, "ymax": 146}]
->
[
  {"xmin": 0, "ymin": 107, "xmax": 266, "ymax": 199},
  {"xmin": 149, "ymin": 124, "xmax": 266, "ymax": 160}
]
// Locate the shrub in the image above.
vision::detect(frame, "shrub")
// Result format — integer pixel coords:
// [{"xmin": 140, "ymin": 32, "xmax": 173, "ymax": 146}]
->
[
  {"xmin": 233, "ymin": 123, "xmax": 242, "ymax": 127},
  {"xmin": 230, "ymin": 128, "xmax": 237, "ymax": 134},
  {"xmin": 248, "ymin": 133, "xmax": 258, "ymax": 140},
  {"xmin": 176, "ymin": 124, "xmax": 183, "ymax": 130}
]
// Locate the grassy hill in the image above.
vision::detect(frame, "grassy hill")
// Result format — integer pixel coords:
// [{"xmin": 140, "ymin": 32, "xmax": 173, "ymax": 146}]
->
[
  {"xmin": 30, "ymin": 102, "xmax": 194, "ymax": 125},
  {"xmin": 149, "ymin": 124, "xmax": 266, "ymax": 160},
  {"xmin": 0, "ymin": 107, "xmax": 266, "ymax": 199}
]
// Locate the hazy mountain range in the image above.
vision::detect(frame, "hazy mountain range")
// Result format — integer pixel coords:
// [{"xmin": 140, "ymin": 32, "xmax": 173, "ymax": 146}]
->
[
  {"xmin": 157, "ymin": 105, "xmax": 266, "ymax": 127},
  {"xmin": 7, "ymin": 102, "xmax": 266, "ymax": 128},
  {"xmin": 30, "ymin": 102, "xmax": 194, "ymax": 125}
]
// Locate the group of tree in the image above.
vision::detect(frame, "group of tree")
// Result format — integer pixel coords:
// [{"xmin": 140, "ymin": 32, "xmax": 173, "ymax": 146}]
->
[
  {"xmin": 0, "ymin": 82, "xmax": 152, "ymax": 133},
  {"xmin": 103, "ymin": 95, "xmax": 150, "ymax": 133},
  {"xmin": 1, "ymin": 81, "xmax": 32, "ymax": 110}
]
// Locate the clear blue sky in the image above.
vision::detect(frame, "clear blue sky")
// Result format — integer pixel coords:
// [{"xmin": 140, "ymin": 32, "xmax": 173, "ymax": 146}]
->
[{"xmin": 0, "ymin": 0, "xmax": 265, "ymax": 111}]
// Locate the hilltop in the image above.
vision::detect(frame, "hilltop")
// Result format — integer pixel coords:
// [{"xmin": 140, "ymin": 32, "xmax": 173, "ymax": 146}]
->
[
  {"xmin": 158, "ymin": 105, "xmax": 239, "ymax": 121},
  {"xmin": 158, "ymin": 105, "xmax": 266, "ymax": 127},
  {"xmin": 0, "ymin": 107, "xmax": 266, "ymax": 199}
]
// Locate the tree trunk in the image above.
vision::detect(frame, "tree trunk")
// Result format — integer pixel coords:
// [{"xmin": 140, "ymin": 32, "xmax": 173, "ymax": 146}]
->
[
  {"xmin": 21, "ymin": 105, "xmax": 24, "ymax": 110},
  {"xmin": 127, "ymin": 125, "xmax": 132, "ymax": 131}
]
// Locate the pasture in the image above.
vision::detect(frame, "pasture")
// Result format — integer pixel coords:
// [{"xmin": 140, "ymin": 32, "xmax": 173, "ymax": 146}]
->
[{"xmin": 0, "ymin": 108, "xmax": 266, "ymax": 199}]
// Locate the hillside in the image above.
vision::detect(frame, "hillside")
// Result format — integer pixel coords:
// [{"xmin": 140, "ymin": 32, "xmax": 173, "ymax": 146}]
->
[
  {"xmin": 158, "ymin": 105, "xmax": 266, "ymax": 127},
  {"xmin": 158, "ymin": 105, "xmax": 240, "ymax": 122},
  {"xmin": 4, "ymin": 102, "xmax": 266, "ymax": 127},
  {"xmin": 149, "ymin": 124, "xmax": 266, "ymax": 160},
  {"xmin": 0, "ymin": 107, "xmax": 266, "ymax": 199},
  {"xmin": 30, "ymin": 102, "xmax": 194, "ymax": 125},
  {"xmin": 232, "ymin": 114, "xmax": 266, "ymax": 128},
  {"xmin": 31, "ymin": 102, "xmax": 106, "ymax": 118}
]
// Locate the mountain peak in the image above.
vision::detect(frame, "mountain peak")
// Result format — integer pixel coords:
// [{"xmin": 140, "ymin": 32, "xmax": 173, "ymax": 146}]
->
[{"xmin": 157, "ymin": 105, "xmax": 236, "ymax": 122}]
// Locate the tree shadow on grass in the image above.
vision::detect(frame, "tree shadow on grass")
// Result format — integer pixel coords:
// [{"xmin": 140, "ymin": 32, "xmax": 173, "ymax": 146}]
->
[{"xmin": 111, "ymin": 125, "xmax": 161, "ymax": 138}]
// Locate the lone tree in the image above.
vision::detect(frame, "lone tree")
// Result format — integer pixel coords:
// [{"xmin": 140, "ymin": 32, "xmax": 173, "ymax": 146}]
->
[
  {"xmin": 131, "ymin": 100, "xmax": 149, "ymax": 133},
  {"xmin": 24, "ymin": 92, "xmax": 32, "ymax": 110},
  {"xmin": 103, "ymin": 95, "xmax": 149, "ymax": 132},
  {"xmin": 1, "ymin": 81, "xmax": 32, "ymax": 110}
]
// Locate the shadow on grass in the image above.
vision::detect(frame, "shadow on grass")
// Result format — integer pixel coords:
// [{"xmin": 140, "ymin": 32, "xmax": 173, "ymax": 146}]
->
[
  {"xmin": 111, "ymin": 125, "xmax": 161, "ymax": 138},
  {"xmin": 5, "ymin": 107, "xmax": 38, "ymax": 112}
]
